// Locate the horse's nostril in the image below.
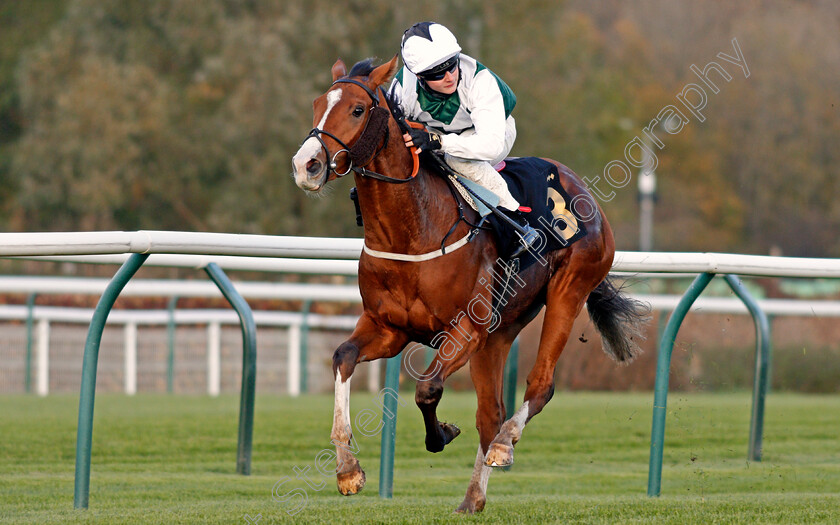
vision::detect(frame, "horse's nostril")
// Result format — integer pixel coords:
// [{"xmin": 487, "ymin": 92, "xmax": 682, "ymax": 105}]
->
[{"xmin": 306, "ymin": 159, "xmax": 322, "ymax": 175}]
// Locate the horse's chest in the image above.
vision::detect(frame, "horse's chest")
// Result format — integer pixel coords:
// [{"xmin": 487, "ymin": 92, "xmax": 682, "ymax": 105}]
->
[{"xmin": 372, "ymin": 279, "xmax": 478, "ymax": 334}]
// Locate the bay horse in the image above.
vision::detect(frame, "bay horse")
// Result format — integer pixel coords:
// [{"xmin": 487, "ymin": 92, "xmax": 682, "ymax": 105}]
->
[{"xmin": 292, "ymin": 56, "xmax": 647, "ymax": 513}]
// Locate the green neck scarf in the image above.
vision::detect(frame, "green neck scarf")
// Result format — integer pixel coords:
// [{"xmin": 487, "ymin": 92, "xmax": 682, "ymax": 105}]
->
[{"xmin": 416, "ymin": 82, "xmax": 461, "ymax": 126}]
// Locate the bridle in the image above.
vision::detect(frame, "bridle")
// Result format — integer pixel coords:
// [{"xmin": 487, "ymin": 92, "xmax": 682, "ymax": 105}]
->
[
  {"xmin": 304, "ymin": 78, "xmax": 415, "ymax": 184},
  {"xmin": 303, "ymin": 75, "xmax": 489, "ymax": 256}
]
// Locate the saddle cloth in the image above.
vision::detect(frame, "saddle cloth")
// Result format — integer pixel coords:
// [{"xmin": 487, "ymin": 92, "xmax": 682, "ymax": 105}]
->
[{"xmin": 456, "ymin": 157, "xmax": 588, "ymax": 268}]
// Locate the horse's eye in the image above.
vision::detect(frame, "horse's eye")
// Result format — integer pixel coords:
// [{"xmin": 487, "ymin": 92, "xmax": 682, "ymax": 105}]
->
[{"xmin": 352, "ymin": 106, "xmax": 365, "ymax": 118}]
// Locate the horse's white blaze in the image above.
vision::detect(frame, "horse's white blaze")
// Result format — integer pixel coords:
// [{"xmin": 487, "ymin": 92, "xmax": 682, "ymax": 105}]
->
[
  {"xmin": 293, "ymin": 88, "xmax": 343, "ymax": 186},
  {"xmin": 319, "ymin": 89, "xmax": 343, "ymax": 128}
]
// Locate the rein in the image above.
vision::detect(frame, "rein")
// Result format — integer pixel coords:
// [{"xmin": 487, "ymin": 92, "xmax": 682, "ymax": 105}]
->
[
  {"xmin": 306, "ymin": 78, "xmax": 417, "ymax": 184},
  {"xmin": 303, "ymin": 76, "xmax": 482, "ymax": 261}
]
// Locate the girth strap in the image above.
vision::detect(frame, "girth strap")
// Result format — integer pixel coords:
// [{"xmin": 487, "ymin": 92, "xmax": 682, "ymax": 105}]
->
[{"xmin": 362, "ymin": 231, "xmax": 473, "ymax": 262}]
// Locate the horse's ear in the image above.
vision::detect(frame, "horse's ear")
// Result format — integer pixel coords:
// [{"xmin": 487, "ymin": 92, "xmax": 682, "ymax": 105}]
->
[
  {"xmin": 332, "ymin": 59, "xmax": 347, "ymax": 81},
  {"xmin": 369, "ymin": 54, "xmax": 400, "ymax": 89}
]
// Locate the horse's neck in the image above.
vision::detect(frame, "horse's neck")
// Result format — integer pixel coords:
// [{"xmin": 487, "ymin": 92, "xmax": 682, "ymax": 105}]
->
[{"xmin": 355, "ymin": 157, "xmax": 454, "ymax": 253}]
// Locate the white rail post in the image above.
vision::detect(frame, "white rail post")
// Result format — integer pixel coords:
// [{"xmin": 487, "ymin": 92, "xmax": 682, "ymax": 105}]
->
[
  {"xmin": 36, "ymin": 319, "xmax": 50, "ymax": 396},
  {"xmin": 124, "ymin": 322, "xmax": 137, "ymax": 395},
  {"xmin": 288, "ymin": 324, "xmax": 301, "ymax": 397},
  {"xmin": 207, "ymin": 322, "xmax": 221, "ymax": 397},
  {"xmin": 368, "ymin": 358, "xmax": 381, "ymax": 392}
]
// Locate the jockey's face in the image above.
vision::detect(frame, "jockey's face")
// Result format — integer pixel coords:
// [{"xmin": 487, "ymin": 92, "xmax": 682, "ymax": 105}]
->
[{"xmin": 424, "ymin": 66, "xmax": 459, "ymax": 95}]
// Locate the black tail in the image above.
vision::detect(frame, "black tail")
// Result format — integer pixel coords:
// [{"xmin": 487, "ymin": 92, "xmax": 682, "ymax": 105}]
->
[{"xmin": 586, "ymin": 277, "xmax": 650, "ymax": 363}]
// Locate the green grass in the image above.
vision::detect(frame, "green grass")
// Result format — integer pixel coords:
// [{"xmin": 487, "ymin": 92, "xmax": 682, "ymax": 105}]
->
[{"xmin": 1, "ymin": 392, "xmax": 838, "ymax": 524}]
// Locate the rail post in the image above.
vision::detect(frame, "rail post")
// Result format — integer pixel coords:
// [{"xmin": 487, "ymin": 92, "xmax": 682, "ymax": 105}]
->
[
  {"xmin": 723, "ymin": 274, "xmax": 771, "ymax": 461},
  {"xmin": 74, "ymin": 253, "xmax": 149, "ymax": 509},
  {"xmin": 648, "ymin": 272, "xmax": 714, "ymax": 497},
  {"xmin": 424, "ymin": 345, "xmax": 435, "ymax": 368},
  {"xmin": 299, "ymin": 299, "xmax": 311, "ymax": 394},
  {"xmin": 166, "ymin": 296, "xmax": 177, "ymax": 393},
  {"xmin": 24, "ymin": 293, "xmax": 36, "ymax": 394},
  {"xmin": 204, "ymin": 263, "xmax": 257, "ymax": 476},
  {"xmin": 379, "ymin": 354, "xmax": 402, "ymax": 498},
  {"xmin": 504, "ymin": 337, "xmax": 520, "ymax": 420}
]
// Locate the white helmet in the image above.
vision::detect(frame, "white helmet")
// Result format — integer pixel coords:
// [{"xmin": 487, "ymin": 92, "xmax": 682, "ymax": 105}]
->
[{"xmin": 400, "ymin": 22, "xmax": 462, "ymax": 75}]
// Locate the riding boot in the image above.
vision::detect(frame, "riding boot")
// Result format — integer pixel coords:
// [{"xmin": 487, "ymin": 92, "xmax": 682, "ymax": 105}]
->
[{"xmin": 501, "ymin": 208, "xmax": 540, "ymax": 259}]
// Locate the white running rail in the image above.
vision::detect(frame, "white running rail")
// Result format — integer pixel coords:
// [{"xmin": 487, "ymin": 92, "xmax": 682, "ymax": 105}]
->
[
  {"xmin": 2, "ymin": 230, "xmax": 840, "ymax": 277},
  {"xmin": 2, "ymin": 231, "xmax": 839, "ymax": 397}
]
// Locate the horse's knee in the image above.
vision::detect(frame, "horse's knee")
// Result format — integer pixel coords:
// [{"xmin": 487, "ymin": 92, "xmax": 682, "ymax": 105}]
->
[
  {"xmin": 332, "ymin": 342, "xmax": 360, "ymax": 380},
  {"xmin": 415, "ymin": 377, "xmax": 443, "ymax": 407}
]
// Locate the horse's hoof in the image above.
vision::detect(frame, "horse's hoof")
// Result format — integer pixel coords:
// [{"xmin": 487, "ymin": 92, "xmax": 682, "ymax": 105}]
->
[
  {"xmin": 484, "ymin": 442, "xmax": 514, "ymax": 467},
  {"xmin": 441, "ymin": 422, "xmax": 461, "ymax": 444},
  {"xmin": 425, "ymin": 422, "xmax": 461, "ymax": 453},
  {"xmin": 454, "ymin": 496, "xmax": 485, "ymax": 514},
  {"xmin": 336, "ymin": 468, "xmax": 366, "ymax": 495},
  {"xmin": 425, "ymin": 439, "xmax": 444, "ymax": 453}
]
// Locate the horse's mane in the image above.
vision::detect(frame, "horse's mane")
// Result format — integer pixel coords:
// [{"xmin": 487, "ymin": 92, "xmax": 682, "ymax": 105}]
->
[
  {"xmin": 347, "ymin": 58, "xmax": 377, "ymax": 78},
  {"xmin": 381, "ymin": 81, "xmax": 404, "ymax": 120},
  {"xmin": 346, "ymin": 57, "xmax": 450, "ymax": 179}
]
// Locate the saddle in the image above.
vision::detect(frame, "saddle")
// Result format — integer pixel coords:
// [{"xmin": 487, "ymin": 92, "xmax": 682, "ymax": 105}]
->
[
  {"xmin": 349, "ymin": 156, "xmax": 588, "ymax": 271},
  {"xmin": 473, "ymin": 157, "xmax": 587, "ymax": 269}
]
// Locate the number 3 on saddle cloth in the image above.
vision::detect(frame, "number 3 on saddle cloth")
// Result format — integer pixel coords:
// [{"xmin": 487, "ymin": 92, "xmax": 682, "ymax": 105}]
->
[{"xmin": 464, "ymin": 157, "xmax": 588, "ymax": 272}]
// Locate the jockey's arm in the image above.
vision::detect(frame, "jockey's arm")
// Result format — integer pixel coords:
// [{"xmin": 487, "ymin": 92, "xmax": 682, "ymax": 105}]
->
[{"xmin": 438, "ymin": 74, "xmax": 508, "ymax": 161}]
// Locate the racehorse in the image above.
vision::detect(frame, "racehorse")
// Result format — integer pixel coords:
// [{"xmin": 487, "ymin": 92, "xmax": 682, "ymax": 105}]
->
[{"xmin": 292, "ymin": 55, "xmax": 648, "ymax": 513}]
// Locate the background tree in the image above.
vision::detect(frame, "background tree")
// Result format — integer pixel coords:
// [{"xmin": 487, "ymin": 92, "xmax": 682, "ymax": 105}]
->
[{"xmin": 0, "ymin": 0, "xmax": 837, "ymax": 256}]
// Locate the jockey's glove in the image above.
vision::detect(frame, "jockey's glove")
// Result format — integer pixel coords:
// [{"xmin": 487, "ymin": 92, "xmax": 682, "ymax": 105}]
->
[{"xmin": 408, "ymin": 128, "xmax": 442, "ymax": 152}]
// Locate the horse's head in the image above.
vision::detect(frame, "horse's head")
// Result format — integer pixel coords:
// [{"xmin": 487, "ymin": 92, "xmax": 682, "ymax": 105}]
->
[{"xmin": 293, "ymin": 55, "xmax": 400, "ymax": 193}]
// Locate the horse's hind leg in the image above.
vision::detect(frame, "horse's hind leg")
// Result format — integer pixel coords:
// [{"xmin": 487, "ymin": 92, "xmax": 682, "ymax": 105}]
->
[
  {"xmin": 455, "ymin": 333, "xmax": 510, "ymax": 514},
  {"xmin": 484, "ymin": 270, "xmax": 597, "ymax": 468},
  {"xmin": 332, "ymin": 314, "xmax": 408, "ymax": 495}
]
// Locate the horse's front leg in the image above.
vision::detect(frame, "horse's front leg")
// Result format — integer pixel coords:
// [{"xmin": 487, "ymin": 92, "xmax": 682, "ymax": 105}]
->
[
  {"xmin": 415, "ymin": 371, "xmax": 462, "ymax": 453},
  {"xmin": 331, "ymin": 315, "xmax": 407, "ymax": 496},
  {"xmin": 455, "ymin": 332, "xmax": 510, "ymax": 514},
  {"xmin": 484, "ymin": 271, "xmax": 592, "ymax": 469},
  {"xmin": 331, "ymin": 345, "xmax": 365, "ymax": 496},
  {"xmin": 415, "ymin": 320, "xmax": 484, "ymax": 453}
]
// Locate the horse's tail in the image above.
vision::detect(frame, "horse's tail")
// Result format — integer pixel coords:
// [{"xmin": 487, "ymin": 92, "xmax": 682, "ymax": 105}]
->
[{"xmin": 586, "ymin": 277, "xmax": 650, "ymax": 363}]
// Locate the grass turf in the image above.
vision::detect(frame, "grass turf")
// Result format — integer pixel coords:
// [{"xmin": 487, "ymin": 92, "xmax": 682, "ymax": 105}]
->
[{"xmin": 1, "ymin": 391, "xmax": 838, "ymax": 524}]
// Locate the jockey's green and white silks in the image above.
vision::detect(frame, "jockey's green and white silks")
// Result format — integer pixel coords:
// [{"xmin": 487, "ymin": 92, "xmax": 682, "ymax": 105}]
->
[{"xmin": 390, "ymin": 54, "xmax": 516, "ymax": 163}]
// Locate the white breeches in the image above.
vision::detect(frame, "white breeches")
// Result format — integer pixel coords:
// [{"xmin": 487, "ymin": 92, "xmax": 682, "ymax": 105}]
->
[{"xmin": 445, "ymin": 116, "xmax": 520, "ymax": 210}]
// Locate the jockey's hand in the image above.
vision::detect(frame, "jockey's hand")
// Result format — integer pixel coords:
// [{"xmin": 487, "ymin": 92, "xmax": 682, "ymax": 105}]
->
[{"xmin": 404, "ymin": 128, "xmax": 442, "ymax": 152}]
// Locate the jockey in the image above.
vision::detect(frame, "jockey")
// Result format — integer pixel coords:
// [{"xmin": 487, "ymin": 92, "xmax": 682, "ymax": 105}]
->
[{"xmin": 391, "ymin": 21, "xmax": 539, "ymax": 259}]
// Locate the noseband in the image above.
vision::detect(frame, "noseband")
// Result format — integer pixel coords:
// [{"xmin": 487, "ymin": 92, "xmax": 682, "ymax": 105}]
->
[
  {"xmin": 304, "ymin": 78, "xmax": 415, "ymax": 184},
  {"xmin": 304, "ymin": 75, "xmax": 483, "ymax": 257}
]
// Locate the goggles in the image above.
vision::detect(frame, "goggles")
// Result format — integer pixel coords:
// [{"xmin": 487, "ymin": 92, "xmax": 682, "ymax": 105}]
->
[{"xmin": 418, "ymin": 56, "xmax": 459, "ymax": 81}]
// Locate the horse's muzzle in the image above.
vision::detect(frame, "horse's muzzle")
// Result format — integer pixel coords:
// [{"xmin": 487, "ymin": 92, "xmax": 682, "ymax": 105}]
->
[{"xmin": 292, "ymin": 140, "xmax": 327, "ymax": 192}]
